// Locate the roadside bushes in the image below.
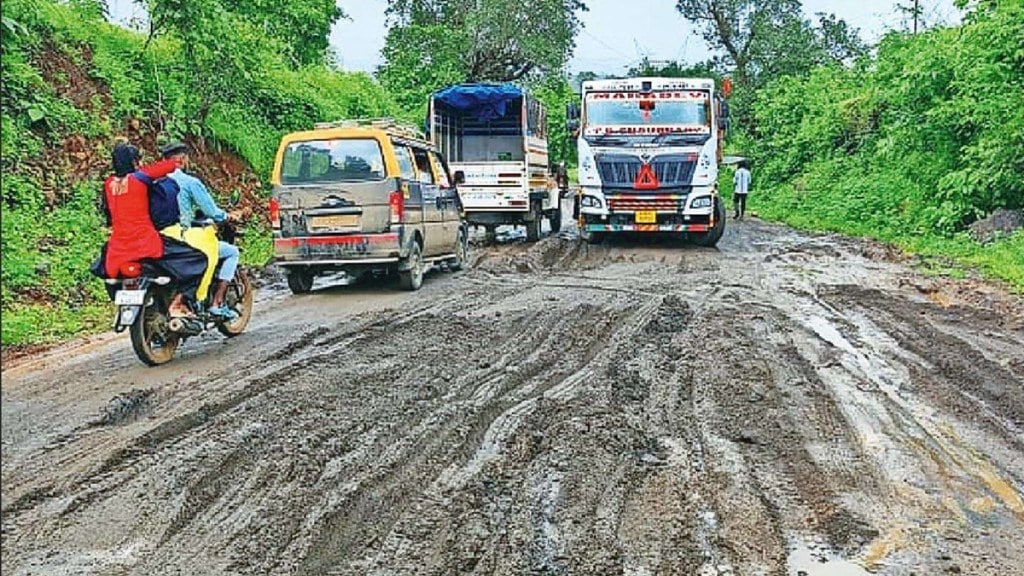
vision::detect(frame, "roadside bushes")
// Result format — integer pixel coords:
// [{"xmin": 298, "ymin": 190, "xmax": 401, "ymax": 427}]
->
[
  {"xmin": 748, "ymin": 0, "xmax": 1024, "ymax": 288},
  {"xmin": 0, "ymin": 0, "xmax": 399, "ymax": 345}
]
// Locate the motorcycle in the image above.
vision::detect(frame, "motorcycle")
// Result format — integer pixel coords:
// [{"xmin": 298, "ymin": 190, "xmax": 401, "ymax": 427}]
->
[{"xmin": 107, "ymin": 220, "xmax": 254, "ymax": 366}]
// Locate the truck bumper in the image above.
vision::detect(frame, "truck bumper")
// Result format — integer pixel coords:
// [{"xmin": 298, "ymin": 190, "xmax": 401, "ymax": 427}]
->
[{"xmin": 583, "ymin": 223, "xmax": 711, "ymax": 233}]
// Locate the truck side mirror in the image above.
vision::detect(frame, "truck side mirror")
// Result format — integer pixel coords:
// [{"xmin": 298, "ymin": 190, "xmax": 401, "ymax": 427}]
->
[
  {"xmin": 566, "ymin": 102, "xmax": 580, "ymax": 121},
  {"xmin": 567, "ymin": 119, "xmax": 580, "ymax": 133},
  {"xmin": 454, "ymin": 170, "xmax": 466, "ymax": 185}
]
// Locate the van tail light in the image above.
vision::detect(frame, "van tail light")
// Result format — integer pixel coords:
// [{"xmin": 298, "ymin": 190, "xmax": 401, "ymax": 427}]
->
[
  {"xmin": 389, "ymin": 191, "xmax": 404, "ymax": 224},
  {"xmin": 269, "ymin": 198, "xmax": 281, "ymax": 229}
]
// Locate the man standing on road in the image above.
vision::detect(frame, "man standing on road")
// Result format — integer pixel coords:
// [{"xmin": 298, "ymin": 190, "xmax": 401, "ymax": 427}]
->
[{"xmin": 733, "ymin": 160, "xmax": 751, "ymax": 220}]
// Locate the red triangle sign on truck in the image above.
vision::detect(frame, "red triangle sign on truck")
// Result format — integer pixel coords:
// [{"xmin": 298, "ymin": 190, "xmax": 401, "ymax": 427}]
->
[{"xmin": 634, "ymin": 163, "xmax": 660, "ymax": 190}]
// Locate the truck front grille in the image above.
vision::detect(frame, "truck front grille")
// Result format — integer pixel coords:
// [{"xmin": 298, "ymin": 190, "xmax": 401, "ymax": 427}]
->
[{"xmin": 596, "ymin": 155, "xmax": 697, "ymax": 188}]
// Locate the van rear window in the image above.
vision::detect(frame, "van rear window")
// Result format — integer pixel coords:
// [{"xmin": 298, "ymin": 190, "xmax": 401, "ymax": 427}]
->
[{"xmin": 280, "ymin": 139, "xmax": 386, "ymax": 184}]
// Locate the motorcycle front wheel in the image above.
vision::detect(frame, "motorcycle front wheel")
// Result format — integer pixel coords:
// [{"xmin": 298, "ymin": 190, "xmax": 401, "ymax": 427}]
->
[
  {"xmin": 217, "ymin": 268, "xmax": 254, "ymax": 337},
  {"xmin": 130, "ymin": 287, "xmax": 180, "ymax": 366}
]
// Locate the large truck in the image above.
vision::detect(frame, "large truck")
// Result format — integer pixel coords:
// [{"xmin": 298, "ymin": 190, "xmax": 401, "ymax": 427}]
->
[
  {"xmin": 567, "ymin": 77, "xmax": 730, "ymax": 246},
  {"xmin": 428, "ymin": 84, "xmax": 561, "ymax": 242}
]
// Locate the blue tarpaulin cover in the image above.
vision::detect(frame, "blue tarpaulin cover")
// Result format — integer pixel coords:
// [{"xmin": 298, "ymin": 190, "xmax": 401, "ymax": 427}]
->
[{"xmin": 432, "ymin": 84, "xmax": 524, "ymax": 121}]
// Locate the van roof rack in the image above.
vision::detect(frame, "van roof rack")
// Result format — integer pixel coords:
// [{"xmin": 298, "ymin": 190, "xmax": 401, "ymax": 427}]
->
[{"xmin": 313, "ymin": 117, "xmax": 424, "ymax": 140}]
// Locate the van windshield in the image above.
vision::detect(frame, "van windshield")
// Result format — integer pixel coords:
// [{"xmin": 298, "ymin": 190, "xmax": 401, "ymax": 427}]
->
[{"xmin": 280, "ymin": 139, "xmax": 386, "ymax": 185}]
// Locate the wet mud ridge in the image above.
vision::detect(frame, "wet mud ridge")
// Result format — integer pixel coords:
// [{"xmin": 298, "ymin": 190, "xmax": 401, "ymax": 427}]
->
[{"xmin": 3, "ymin": 220, "xmax": 1023, "ymax": 575}]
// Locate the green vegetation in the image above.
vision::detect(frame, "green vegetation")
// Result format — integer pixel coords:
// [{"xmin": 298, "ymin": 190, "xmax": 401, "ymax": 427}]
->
[
  {"xmin": 2, "ymin": 0, "xmax": 1021, "ymax": 348},
  {"xmin": 743, "ymin": 0, "xmax": 1023, "ymax": 290},
  {"xmin": 378, "ymin": 0, "xmax": 584, "ymax": 166},
  {"xmin": 1, "ymin": 0, "xmax": 397, "ymax": 345}
]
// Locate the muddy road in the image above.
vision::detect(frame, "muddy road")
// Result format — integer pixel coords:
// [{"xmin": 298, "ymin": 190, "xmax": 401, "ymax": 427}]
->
[{"xmin": 3, "ymin": 217, "xmax": 1023, "ymax": 576}]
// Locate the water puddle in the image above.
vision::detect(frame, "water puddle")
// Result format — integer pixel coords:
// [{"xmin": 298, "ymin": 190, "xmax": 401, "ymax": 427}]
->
[{"xmin": 787, "ymin": 539, "xmax": 871, "ymax": 576}]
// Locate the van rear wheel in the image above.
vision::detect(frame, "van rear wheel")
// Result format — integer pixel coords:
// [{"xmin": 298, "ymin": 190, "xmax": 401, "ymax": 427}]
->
[
  {"xmin": 398, "ymin": 242, "xmax": 424, "ymax": 291},
  {"xmin": 287, "ymin": 269, "xmax": 314, "ymax": 295},
  {"xmin": 449, "ymin": 229, "xmax": 467, "ymax": 272}
]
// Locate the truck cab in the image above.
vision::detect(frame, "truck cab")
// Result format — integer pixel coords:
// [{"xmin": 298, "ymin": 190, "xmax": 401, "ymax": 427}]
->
[
  {"xmin": 428, "ymin": 84, "xmax": 561, "ymax": 242},
  {"xmin": 569, "ymin": 77, "xmax": 729, "ymax": 247}
]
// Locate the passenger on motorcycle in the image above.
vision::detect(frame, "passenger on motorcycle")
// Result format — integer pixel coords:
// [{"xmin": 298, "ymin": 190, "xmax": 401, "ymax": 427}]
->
[
  {"xmin": 159, "ymin": 142, "xmax": 242, "ymax": 320},
  {"xmin": 92, "ymin": 142, "xmax": 208, "ymax": 318}
]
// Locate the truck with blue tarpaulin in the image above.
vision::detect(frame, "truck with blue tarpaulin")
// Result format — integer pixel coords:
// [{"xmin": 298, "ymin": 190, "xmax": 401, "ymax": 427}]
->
[{"xmin": 428, "ymin": 84, "xmax": 561, "ymax": 242}]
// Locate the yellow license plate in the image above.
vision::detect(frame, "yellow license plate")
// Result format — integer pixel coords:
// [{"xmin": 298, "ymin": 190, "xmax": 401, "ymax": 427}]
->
[
  {"xmin": 310, "ymin": 214, "xmax": 359, "ymax": 229},
  {"xmin": 635, "ymin": 210, "xmax": 657, "ymax": 224}
]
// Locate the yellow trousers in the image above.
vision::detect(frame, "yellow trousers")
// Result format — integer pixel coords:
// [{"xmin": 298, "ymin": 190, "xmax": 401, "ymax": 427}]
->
[{"xmin": 162, "ymin": 224, "xmax": 219, "ymax": 301}]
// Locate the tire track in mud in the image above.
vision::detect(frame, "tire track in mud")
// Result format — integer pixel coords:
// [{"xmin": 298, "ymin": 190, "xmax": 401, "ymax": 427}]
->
[{"xmin": 3, "ymin": 223, "xmax": 1023, "ymax": 576}]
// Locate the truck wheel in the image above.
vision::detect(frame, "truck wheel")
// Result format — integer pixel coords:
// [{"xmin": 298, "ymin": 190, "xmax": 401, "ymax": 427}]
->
[
  {"xmin": 526, "ymin": 202, "xmax": 542, "ymax": 242},
  {"xmin": 691, "ymin": 198, "xmax": 726, "ymax": 248},
  {"xmin": 548, "ymin": 207, "xmax": 563, "ymax": 234},
  {"xmin": 484, "ymin": 225, "xmax": 497, "ymax": 244},
  {"xmin": 580, "ymin": 227, "xmax": 605, "ymax": 245},
  {"xmin": 398, "ymin": 242, "xmax": 424, "ymax": 291},
  {"xmin": 287, "ymin": 269, "xmax": 315, "ymax": 294}
]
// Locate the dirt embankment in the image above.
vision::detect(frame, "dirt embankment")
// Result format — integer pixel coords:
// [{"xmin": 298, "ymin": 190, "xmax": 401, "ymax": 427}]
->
[{"xmin": 2, "ymin": 219, "xmax": 1023, "ymax": 575}]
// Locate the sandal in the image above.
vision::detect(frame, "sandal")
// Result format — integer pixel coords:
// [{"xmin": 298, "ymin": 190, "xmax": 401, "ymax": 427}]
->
[{"xmin": 209, "ymin": 305, "xmax": 239, "ymax": 321}]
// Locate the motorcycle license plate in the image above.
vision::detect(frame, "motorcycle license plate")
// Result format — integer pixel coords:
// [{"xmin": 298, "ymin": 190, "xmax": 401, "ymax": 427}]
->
[
  {"xmin": 114, "ymin": 289, "xmax": 146, "ymax": 306},
  {"xmin": 635, "ymin": 210, "xmax": 657, "ymax": 224}
]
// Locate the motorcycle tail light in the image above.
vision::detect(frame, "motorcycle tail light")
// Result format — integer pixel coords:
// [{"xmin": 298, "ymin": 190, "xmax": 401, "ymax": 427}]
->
[{"xmin": 120, "ymin": 262, "xmax": 142, "ymax": 278}]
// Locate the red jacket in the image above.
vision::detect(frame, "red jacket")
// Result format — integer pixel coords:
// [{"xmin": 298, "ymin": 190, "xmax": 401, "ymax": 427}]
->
[{"xmin": 103, "ymin": 159, "xmax": 179, "ymax": 278}]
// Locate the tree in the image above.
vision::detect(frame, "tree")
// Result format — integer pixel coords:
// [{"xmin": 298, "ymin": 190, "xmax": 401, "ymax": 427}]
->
[
  {"xmin": 141, "ymin": 0, "xmax": 344, "ymax": 67},
  {"xmin": 381, "ymin": 0, "xmax": 588, "ymax": 84},
  {"xmin": 221, "ymin": 0, "xmax": 344, "ymax": 66},
  {"xmin": 627, "ymin": 57, "xmax": 719, "ymax": 79},
  {"xmin": 675, "ymin": 0, "xmax": 865, "ymax": 87},
  {"xmin": 379, "ymin": 0, "xmax": 588, "ymax": 120}
]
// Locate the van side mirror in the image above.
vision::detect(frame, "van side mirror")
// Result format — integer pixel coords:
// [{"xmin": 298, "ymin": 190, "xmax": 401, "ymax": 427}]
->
[{"xmin": 454, "ymin": 170, "xmax": 466, "ymax": 185}]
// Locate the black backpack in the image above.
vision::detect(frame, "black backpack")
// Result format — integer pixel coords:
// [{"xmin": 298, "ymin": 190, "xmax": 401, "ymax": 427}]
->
[{"xmin": 134, "ymin": 171, "xmax": 181, "ymax": 230}]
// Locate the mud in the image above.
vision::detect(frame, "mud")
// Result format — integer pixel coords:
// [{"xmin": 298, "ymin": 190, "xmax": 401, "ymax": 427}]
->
[{"xmin": 3, "ymin": 213, "xmax": 1023, "ymax": 576}]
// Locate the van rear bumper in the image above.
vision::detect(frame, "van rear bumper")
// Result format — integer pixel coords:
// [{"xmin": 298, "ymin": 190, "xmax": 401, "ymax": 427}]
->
[{"xmin": 274, "ymin": 232, "xmax": 402, "ymax": 265}]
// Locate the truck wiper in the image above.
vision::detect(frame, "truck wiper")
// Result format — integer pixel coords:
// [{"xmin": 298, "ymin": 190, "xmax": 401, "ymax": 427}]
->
[
  {"xmin": 650, "ymin": 133, "xmax": 709, "ymax": 146},
  {"xmin": 588, "ymin": 134, "xmax": 628, "ymax": 146}
]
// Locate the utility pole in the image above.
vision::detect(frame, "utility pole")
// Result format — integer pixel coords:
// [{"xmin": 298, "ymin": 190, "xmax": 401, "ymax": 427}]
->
[{"xmin": 914, "ymin": 0, "xmax": 920, "ymax": 34}]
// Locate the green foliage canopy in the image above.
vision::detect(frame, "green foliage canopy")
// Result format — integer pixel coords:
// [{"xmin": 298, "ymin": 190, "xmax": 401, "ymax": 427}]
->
[{"xmin": 379, "ymin": 0, "xmax": 588, "ymax": 116}]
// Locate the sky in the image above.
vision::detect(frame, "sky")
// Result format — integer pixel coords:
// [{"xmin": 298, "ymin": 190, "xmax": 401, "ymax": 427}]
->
[{"xmin": 108, "ymin": 0, "xmax": 961, "ymax": 75}]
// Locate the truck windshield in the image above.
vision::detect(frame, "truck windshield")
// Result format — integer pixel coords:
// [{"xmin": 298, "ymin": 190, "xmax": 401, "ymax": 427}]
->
[
  {"xmin": 280, "ymin": 139, "xmax": 386, "ymax": 185},
  {"xmin": 584, "ymin": 91, "xmax": 710, "ymax": 133}
]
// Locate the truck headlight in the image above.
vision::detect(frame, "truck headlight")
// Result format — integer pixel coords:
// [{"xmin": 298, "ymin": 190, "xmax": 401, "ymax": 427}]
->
[
  {"xmin": 690, "ymin": 196, "xmax": 713, "ymax": 209},
  {"xmin": 581, "ymin": 195, "xmax": 603, "ymax": 209}
]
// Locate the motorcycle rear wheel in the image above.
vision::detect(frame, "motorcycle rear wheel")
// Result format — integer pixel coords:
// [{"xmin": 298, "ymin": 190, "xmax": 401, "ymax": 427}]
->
[
  {"xmin": 130, "ymin": 288, "xmax": 180, "ymax": 366},
  {"xmin": 217, "ymin": 268, "xmax": 254, "ymax": 337}
]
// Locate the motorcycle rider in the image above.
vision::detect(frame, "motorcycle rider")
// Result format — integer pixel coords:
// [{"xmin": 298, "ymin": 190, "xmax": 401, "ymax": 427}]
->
[
  {"xmin": 159, "ymin": 141, "xmax": 242, "ymax": 320},
  {"xmin": 93, "ymin": 142, "xmax": 207, "ymax": 318}
]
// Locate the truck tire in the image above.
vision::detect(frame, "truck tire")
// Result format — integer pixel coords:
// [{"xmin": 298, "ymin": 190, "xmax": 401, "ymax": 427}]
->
[
  {"xmin": 691, "ymin": 197, "xmax": 726, "ymax": 248},
  {"xmin": 287, "ymin": 269, "xmax": 315, "ymax": 294},
  {"xmin": 580, "ymin": 227, "xmax": 605, "ymax": 245},
  {"xmin": 548, "ymin": 207, "xmax": 563, "ymax": 234},
  {"xmin": 526, "ymin": 202, "xmax": 542, "ymax": 242},
  {"xmin": 398, "ymin": 241, "xmax": 424, "ymax": 291}
]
